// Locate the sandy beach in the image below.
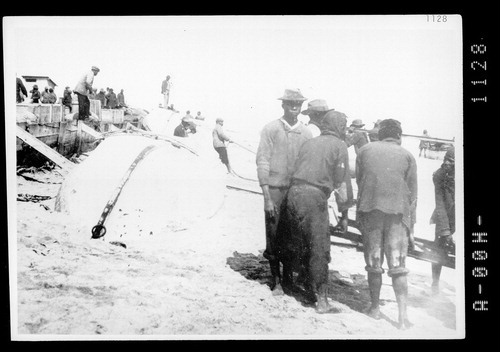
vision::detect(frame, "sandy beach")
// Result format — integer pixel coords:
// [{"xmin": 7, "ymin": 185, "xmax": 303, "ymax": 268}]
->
[{"xmin": 11, "ymin": 120, "xmax": 463, "ymax": 340}]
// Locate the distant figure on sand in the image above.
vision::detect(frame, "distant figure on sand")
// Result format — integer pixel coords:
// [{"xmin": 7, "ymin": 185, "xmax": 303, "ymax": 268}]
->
[
  {"xmin": 419, "ymin": 130, "xmax": 430, "ymax": 157},
  {"xmin": 74, "ymin": 66, "xmax": 100, "ymax": 120},
  {"xmin": 256, "ymin": 88, "xmax": 312, "ymax": 296},
  {"xmin": 16, "ymin": 77, "xmax": 28, "ymax": 103},
  {"xmin": 355, "ymin": 118, "xmax": 417, "ymax": 330},
  {"xmin": 430, "ymin": 147, "xmax": 455, "ymax": 295},
  {"xmin": 300, "ymin": 99, "xmax": 333, "ymax": 137},
  {"xmin": 284, "ymin": 110, "xmax": 354, "ymax": 313},
  {"xmin": 212, "ymin": 118, "xmax": 233, "ymax": 174},
  {"xmin": 62, "ymin": 87, "xmax": 73, "ymax": 113},
  {"xmin": 195, "ymin": 111, "xmax": 205, "ymax": 120},
  {"xmin": 161, "ymin": 75, "xmax": 172, "ymax": 108},
  {"xmin": 174, "ymin": 115, "xmax": 196, "ymax": 137},
  {"xmin": 30, "ymin": 85, "xmax": 41, "ymax": 104}
]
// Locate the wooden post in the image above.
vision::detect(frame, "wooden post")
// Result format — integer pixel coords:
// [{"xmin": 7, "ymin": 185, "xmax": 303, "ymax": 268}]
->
[
  {"xmin": 57, "ymin": 121, "xmax": 67, "ymax": 154},
  {"xmin": 76, "ymin": 120, "xmax": 83, "ymax": 155}
]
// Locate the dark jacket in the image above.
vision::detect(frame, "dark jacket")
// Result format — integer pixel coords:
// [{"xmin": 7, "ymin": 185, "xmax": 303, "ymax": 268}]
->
[
  {"xmin": 16, "ymin": 78, "xmax": 28, "ymax": 103},
  {"xmin": 173, "ymin": 123, "xmax": 188, "ymax": 137},
  {"xmin": 30, "ymin": 89, "xmax": 41, "ymax": 103},
  {"xmin": 430, "ymin": 164, "xmax": 455, "ymax": 235},
  {"xmin": 62, "ymin": 90, "xmax": 73, "ymax": 105},
  {"xmin": 291, "ymin": 112, "xmax": 353, "ymax": 212},
  {"xmin": 355, "ymin": 138, "xmax": 418, "ymax": 230}
]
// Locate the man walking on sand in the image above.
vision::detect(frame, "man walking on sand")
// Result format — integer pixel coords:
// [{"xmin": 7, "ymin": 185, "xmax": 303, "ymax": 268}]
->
[
  {"xmin": 355, "ymin": 118, "xmax": 417, "ymax": 330},
  {"xmin": 212, "ymin": 118, "xmax": 233, "ymax": 174},
  {"xmin": 284, "ymin": 110, "xmax": 354, "ymax": 313},
  {"xmin": 256, "ymin": 88, "xmax": 313, "ymax": 296},
  {"xmin": 74, "ymin": 66, "xmax": 100, "ymax": 120},
  {"xmin": 161, "ymin": 75, "xmax": 172, "ymax": 108}
]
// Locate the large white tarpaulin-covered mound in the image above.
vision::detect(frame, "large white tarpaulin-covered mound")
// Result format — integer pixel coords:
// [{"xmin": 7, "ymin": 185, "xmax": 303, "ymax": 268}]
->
[{"xmin": 55, "ymin": 134, "xmax": 227, "ymax": 243}]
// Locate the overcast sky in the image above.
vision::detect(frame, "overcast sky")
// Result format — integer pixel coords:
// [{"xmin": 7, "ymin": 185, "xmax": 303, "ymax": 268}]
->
[{"xmin": 5, "ymin": 15, "xmax": 463, "ymax": 140}]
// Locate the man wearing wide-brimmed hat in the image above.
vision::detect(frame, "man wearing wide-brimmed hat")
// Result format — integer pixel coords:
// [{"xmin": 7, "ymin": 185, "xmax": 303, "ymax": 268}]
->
[
  {"xmin": 74, "ymin": 66, "xmax": 100, "ymax": 120},
  {"xmin": 256, "ymin": 88, "xmax": 313, "ymax": 296},
  {"xmin": 355, "ymin": 118, "xmax": 417, "ymax": 330},
  {"xmin": 301, "ymin": 99, "xmax": 334, "ymax": 137},
  {"xmin": 346, "ymin": 118, "xmax": 369, "ymax": 155}
]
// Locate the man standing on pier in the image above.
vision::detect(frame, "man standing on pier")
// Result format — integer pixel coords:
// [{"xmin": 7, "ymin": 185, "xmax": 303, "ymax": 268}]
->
[
  {"xmin": 74, "ymin": 66, "xmax": 100, "ymax": 120},
  {"xmin": 256, "ymin": 88, "xmax": 312, "ymax": 296}
]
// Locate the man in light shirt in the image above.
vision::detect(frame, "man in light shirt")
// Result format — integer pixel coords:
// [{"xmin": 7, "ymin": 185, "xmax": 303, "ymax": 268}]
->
[
  {"xmin": 256, "ymin": 88, "xmax": 312, "ymax": 296},
  {"xmin": 74, "ymin": 66, "xmax": 100, "ymax": 120}
]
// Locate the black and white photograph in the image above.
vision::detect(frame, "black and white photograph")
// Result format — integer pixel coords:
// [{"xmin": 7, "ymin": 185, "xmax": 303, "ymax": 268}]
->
[{"xmin": 4, "ymin": 14, "xmax": 469, "ymax": 340}]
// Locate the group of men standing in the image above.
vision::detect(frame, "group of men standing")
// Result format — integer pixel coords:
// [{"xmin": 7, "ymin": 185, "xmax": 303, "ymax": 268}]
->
[{"xmin": 255, "ymin": 88, "xmax": 445, "ymax": 330}]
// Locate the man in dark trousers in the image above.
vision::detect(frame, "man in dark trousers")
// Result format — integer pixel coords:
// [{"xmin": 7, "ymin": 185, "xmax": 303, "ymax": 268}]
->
[
  {"xmin": 212, "ymin": 118, "xmax": 233, "ymax": 174},
  {"xmin": 284, "ymin": 110, "xmax": 354, "ymax": 313},
  {"xmin": 74, "ymin": 66, "xmax": 100, "ymax": 120},
  {"xmin": 355, "ymin": 118, "xmax": 417, "ymax": 330},
  {"xmin": 256, "ymin": 88, "xmax": 312, "ymax": 296},
  {"xmin": 430, "ymin": 147, "xmax": 455, "ymax": 295}
]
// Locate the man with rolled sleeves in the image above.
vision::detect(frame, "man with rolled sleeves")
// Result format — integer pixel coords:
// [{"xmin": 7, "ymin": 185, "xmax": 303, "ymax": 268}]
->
[
  {"xmin": 256, "ymin": 88, "xmax": 313, "ymax": 295},
  {"xmin": 74, "ymin": 66, "xmax": 100, "ymax": 120},
  {"xmin": 355, "ymin": 118, "xmax": 417, "ymax": 330},
  {"xmin": 285, "ymin": 110, "xmax": 354, "ymax": 313}
]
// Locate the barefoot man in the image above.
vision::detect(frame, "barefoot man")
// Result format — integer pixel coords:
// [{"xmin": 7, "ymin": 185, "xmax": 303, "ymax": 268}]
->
[{"xmin": 355, "ymin": 118, "xmax": 417, "ymax": 329}]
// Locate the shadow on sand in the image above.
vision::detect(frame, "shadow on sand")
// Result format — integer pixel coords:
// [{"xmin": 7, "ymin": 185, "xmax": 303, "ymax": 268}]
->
[
  {"xmin": 226, "ymin": 251, "xmax": 456, "ymax": 329},
  {"xmin": 226, "ymin": 251, "xmax": 372, "ymax": 313}
]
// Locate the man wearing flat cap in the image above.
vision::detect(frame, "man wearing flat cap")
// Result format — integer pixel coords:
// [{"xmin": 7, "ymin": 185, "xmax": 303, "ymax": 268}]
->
[
  {"xmin": 301, "ymin": 99, "xmax": 333, "ymax": 137},
  {"xmin": 355, "ymin": 118, "xmax": 417, "ymax": 330},
  {"xmin": 346, "ymin": 118, "xmax": 369, "ymax": 155},
  {"xmin": 256, "ymin": 88, "xmax": 313, "ymax": 296},
  {"xmin": 74, "ymin": 66, "xmax": 100, "ymax": 120}
]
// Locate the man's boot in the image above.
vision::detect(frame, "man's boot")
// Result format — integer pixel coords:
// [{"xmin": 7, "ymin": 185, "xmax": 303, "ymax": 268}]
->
[
  {"xmin": 366, "ymin": 272, "xmax": 382, "ymax": 319},
  {"xmin": 392, "ymin": 274, "xmax": 412, "ymax": 329},
  {"xmin": 269, "ymin": 260, "xmax": 283, "ymax": 296}
]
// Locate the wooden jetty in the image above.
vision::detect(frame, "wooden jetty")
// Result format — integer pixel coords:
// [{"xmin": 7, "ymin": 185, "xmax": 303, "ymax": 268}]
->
[{"xmin": 15, "ymin": 100, "xmax": 136, "ymax": 166}]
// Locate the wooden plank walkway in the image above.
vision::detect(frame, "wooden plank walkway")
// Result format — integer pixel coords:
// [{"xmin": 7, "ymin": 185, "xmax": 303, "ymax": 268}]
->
[{"xmin": 16, "ymin": 126, "xmax": 75, "ymax": 171}]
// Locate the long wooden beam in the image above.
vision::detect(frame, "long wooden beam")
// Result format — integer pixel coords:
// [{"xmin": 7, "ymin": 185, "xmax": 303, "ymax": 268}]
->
[{"xmin": 16, "ymin": 126, "xmax": 75, "ymax": 170}]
